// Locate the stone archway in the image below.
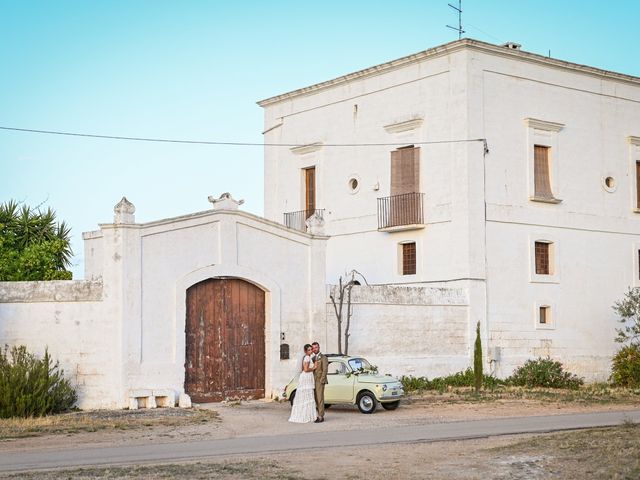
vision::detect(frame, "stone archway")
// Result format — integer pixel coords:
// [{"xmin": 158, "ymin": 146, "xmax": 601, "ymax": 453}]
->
[{"xmin": 184, "ymin": 278, "xmax": 265, "ymax": 402}]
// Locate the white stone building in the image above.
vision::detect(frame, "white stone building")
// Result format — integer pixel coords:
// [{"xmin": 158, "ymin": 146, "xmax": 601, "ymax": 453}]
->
[
  {"xmin": 258, "ymin": 38, "xmax": 640, "ymax": 379},
  {"xmin": 2, "ymin": 39, "xmax": 639, "ymax": 409}
]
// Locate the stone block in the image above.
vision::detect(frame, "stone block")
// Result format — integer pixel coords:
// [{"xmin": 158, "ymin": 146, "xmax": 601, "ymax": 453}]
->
[
  {"xmin": 153, "ymin": 389, "xmax": 176, "ymax": 407},
  {"xmin": 178, "ymin": 393, "xmax": 192, "ymax": 408}
]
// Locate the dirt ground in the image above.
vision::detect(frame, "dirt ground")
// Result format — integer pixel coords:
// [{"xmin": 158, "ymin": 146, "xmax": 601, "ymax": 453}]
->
[{"xmin": 1, "ymin": 395, "xmax": 639, "ymax": 479}]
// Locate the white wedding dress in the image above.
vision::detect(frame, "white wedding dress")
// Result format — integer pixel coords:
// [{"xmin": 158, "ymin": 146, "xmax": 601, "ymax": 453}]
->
[{"xmin": 288, "ymin": 355, "xmax": 317, "ymax": 423}]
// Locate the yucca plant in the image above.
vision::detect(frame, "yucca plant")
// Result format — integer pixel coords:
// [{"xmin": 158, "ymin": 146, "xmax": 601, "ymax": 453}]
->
[{"xmin": 0, "ymin": 200, "xmax": 73, "ymax": 280}]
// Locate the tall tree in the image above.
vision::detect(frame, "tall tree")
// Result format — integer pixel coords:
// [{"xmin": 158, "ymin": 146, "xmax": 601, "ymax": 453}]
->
[
  {"xmin": 0, "ymin": 200, "xmax": 73, "ymax": 281},
  {"xmin": 473, "ymin": 321, "xmax": 483, "ymax": 393}
]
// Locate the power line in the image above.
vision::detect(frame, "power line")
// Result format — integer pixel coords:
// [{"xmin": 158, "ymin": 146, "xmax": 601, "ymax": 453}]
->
[{"xmin": 0, "ymin": 126, "xmax": 488, "ymax": 150}]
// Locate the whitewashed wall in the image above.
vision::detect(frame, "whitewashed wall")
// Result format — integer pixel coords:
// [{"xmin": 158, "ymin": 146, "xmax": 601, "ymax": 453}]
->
[
  {"xmin": 321, "ymin": 285, "xmax": 471, "ymax": 378},
  {"xmin": 0, "ymin": 280, "xmax": 119, "ymax": 409},
  {"xmin": 0, "ymin": 199, "xmax": 328, "ymax": 408},
  {"xmin": 260, "ymin": 39, "xmax": 640, "ymax": 380}
]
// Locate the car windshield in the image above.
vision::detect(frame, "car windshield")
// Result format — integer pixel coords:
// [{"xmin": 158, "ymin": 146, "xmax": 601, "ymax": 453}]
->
[{"xmin": 348, "ymin": 358, "xmax": 372, "ymax": 371}]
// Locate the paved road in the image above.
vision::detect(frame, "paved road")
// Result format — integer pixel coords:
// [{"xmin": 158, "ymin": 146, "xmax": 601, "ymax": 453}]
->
[{"xmin": 1, "ymin": 410, "xmax": 639, "ymax": 473}]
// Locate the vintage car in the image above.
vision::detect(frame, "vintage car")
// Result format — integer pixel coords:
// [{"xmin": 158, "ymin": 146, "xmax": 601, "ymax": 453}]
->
[{"xmin": 283, "ymin": 354, "xmax": 405, "ymax": 414}]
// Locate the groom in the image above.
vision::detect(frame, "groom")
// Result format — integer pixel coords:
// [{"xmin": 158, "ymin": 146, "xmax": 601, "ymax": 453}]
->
[{"xmin": 311, "ymin": 341, "xmax": 328, "ymax": 423}]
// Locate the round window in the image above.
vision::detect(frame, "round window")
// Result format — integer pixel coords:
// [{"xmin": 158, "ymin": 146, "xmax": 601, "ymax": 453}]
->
[
  {"xmin": 347, "ymin": 176, "xmax": 361, "ymax": 194},
  {"xmin": 602, "ymin": 176, "xmax": 617, "ymax": 193}
]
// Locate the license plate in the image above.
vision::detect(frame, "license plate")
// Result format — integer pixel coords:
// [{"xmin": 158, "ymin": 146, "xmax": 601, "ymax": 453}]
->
[{"xmin": 391, "ymin": 391, "xmax": 398, "ymax": 395}]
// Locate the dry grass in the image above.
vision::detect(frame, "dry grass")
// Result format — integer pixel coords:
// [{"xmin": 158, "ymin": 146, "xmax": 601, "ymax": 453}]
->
[
  {"xmin": 0, "ymin": 459, "xmax": 306, "ymax": 480},
  {"xmin": 489, "ymin": 421, "xmax": 640, "ymax": 479},
  {"xmin": 407, "ymin": 384, "xmax": 640, "ymax": 405},
  {"xmin": 0, "ymin": 408, "xmax": 219, "ymax": 440}
]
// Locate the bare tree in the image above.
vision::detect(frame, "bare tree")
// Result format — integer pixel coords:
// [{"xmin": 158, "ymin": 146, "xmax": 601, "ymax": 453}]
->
[{"xmin": 329, "ymin": 270, "xmax": 368, "ymax": 355}]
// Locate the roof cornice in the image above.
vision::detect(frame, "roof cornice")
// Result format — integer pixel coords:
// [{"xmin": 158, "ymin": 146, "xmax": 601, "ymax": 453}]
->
[{"xmin": 257, "ymin": 38, "xmax": 640, "ymax": 107}]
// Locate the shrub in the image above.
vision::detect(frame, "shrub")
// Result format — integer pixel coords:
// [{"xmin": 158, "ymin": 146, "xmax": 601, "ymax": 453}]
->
[
  {"xmin": 0, "ymin": 345, "xmax": 77, "ymax": 418},
  {"xmin": 507, "ymin": 357, "xmax": 583, "ymax": 389},
  {"xmin": 401, "ymin": 369, "xmax": 504, "ymax": 393},
  {"xmin": 610, "ymin": 344, "xmax": 640, "ymax": 388}
]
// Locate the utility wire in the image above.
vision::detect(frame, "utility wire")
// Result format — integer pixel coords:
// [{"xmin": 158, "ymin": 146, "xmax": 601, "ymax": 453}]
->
[{"xmin": 0, "ymin": 126, "xmax": 487, "ymax": 149}]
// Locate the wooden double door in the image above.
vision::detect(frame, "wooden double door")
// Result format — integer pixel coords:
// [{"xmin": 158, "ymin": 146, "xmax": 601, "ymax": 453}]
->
[{"xmin": 185, "ymin": 278, "xmax": 265, "ymax": 402}]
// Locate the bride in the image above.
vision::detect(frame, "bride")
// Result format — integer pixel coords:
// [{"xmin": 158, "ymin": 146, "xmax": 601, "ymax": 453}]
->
[{"xmin": 288, "ymin": 344, "xmax": 317, "ymax": 423}]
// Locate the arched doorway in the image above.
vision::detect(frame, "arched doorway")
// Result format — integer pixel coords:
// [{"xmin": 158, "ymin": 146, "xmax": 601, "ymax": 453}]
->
[{"xmin": 185, "ymin": 278, "xmax": 265, "ymax": 402}]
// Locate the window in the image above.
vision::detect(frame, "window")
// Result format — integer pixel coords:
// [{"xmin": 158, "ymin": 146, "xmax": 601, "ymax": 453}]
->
[
  {"xmin": 328, "ymin": 361, "xmax": 348, "ymax": 375},
  {"xmin": 535, "ymin": 241, "xmax": 551, "ymax": 275},
  {"xmin": 534, "ymin": 146, "xmax": 553, "ymax": 199},
  {"xmin": 539, "ymin": 306, "xmax": 550, "ymax": 324},
  {"xmin": 401, "ymin": 242, "xmax": 416, "ymax": 275},
  {"xmin": 530, "ymin": 236, "xmax": 559, "ymax": 283},
  {"xmin": 636, "ymin": 161, "xmax": 640, "ymax": 209},
  {"xmin": 303, "ymin": 167, "xmax": 316, "ymax": 217},
  {"xmin": 391, "ymin": 146, "xmax": 420, "ymax": 196},
  {"xmin": 534, "ymin": 302, "xmax": 555, "ymax": 329},
  {"xmin": 525, "ymin": 118, "xmax": 564, "ymax": 203}
]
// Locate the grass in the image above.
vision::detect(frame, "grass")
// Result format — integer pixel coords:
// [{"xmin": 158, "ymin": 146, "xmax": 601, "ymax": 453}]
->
[
  {"xmin": 488, "ymin": 422, "xmax": 640, "ymax": 479},
  {"xmin": 0, "ymin": 459, "xmax": 308, "ymax": 480},
  {"xmin": 405, "ymin": 383, "xmax": 640, "ymax": 405},
  {"xmin": 0, "ymin": 408, "xmax": 219, "ymax": 440}
]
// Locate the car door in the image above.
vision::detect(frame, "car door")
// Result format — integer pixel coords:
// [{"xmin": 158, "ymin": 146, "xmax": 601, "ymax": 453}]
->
[{"xmin": 325, "ymin": 360, "xmax": 355, "ymax": 403}]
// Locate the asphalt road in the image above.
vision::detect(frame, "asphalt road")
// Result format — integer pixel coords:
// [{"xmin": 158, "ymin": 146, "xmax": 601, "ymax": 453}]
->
[{"xmin": 1, "ymin": 409, "xmax": 639, "ymax": 473}]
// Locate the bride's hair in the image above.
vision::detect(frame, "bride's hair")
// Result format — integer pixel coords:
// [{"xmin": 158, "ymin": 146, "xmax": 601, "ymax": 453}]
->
[{"xmin": 303, "ymin": 343, "xmax": 312, "ymax": 352}]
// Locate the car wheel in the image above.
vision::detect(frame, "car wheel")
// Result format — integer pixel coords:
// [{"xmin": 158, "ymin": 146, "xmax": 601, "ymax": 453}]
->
[
  {"xmin": 381, "ymin": 400, "xmax": 400, "ymax": 411},
  {"xmin": 324, "ymin": 404, "xmax": 332, "ymax": 409},
  {"xmin": 289, "ymin": 390, "xmax": 296, "ymax": 406},
  {"xmin": 356, "ymin": 391, "xmax": 376, "ymax": 414}
]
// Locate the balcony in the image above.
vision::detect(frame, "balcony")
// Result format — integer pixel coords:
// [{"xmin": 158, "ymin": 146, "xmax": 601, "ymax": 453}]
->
[
  {"xmin": 377, "ymin": 193, "xmax": 425, "ymax": 232},
  {"xmin": 283, "ymin": 209, "xmax": 325, "ymax": 233}
]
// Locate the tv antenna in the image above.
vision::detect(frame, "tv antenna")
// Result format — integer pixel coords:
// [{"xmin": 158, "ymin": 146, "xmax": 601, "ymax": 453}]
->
[{"xmin": 447, "ymin": 0, "xmax": 465, "ymax": 39}]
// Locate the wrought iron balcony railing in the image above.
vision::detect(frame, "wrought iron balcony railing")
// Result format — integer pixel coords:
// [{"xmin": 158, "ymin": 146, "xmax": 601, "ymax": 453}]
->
[
  {"xmin": 283, "ymin": 209, "xmax": 325, "ymax": 232},
  {"xmin": 377, "ymin": 192, "xmax": 425, "ymax": 231}
]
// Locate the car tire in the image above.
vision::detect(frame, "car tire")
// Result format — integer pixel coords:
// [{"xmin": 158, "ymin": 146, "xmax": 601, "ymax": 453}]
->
[
  {"xmin": 289, "ymin": 390, "xmax": 296, "ymax": 406},
  {"xmin": 324, "ymin": 404, "xmax": 332, "ymax": 409},
  {"xmin": 356, "ymin": 391, "xmax": 377, "ymax": 414},
  {"xmin": 381, "ymin": 400, "xmax": 400, "ymax": 410}
]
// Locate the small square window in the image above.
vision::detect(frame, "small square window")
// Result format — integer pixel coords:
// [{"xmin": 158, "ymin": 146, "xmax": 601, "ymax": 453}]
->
[{"xmin": 539, "ymin": 306, "xmax": 549, "ymax": 324}]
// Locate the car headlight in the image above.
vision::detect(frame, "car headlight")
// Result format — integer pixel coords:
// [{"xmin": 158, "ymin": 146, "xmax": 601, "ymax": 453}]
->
[{"xmin": 382, "ymin": 384, "xmax": 388, "ymax": 391}]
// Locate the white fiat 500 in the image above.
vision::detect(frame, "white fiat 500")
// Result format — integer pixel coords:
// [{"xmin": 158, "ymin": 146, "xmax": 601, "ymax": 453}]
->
[{"xmin": 283, "ymin": 355, "xmax": 404, "ymax": 414}]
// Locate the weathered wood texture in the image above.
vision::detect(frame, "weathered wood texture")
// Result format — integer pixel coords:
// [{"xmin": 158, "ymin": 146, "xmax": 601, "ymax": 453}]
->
[{"xmin": 185, "ymin": 278, "xmax": 265, "ymax": 402}]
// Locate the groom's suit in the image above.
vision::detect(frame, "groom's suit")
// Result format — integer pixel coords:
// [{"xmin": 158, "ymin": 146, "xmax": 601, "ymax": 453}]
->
[{"xmin": 313, "ymin": 353, "xmax": 329, "ymax": 419}]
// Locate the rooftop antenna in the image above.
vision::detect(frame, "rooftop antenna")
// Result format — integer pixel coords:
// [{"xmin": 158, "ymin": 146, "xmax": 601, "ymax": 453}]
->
[{"xmin": 446, "ymin": 0, "xmax": 465, "ymax": 39}]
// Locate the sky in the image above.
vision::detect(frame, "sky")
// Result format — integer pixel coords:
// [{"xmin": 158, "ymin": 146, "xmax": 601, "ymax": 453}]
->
[{"xmin": 1, "ymin": 0, "xmax": 639, "ymax": 278}]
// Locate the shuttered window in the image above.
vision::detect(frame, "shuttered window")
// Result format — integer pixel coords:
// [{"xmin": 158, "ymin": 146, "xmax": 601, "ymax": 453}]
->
[
  {"xmin": 391, "ymin": 146, "xmax": 420, "ymax": 196},
  {"xmin": 535, "ymin": 241, "xmax": 550, "ymax": 275},
  {"xmin": 534, "ymin": 145, "xmax": 553, "ymax": 199},
  {"xmin": 304, "ymin": 167, "xmax": 316, "ymax": 216},
  {"xmin": 402, "ymin": 242, "xmax": 416, "ymax": 275},
  {"xmin": 636, "ymin": 161, "xmax": 640, "ymax": 209}
]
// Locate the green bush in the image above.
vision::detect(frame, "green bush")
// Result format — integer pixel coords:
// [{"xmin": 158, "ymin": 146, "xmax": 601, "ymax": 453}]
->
[
  {"xmin": 401, "ymin": 369, "xmax": 504, "ymax": 393},
  {"xmin": 611, "ymin": 344, "xmax": 640, "ymax": 388},
  {"xmin": 0, "ymin": 345, "xmax": 77, "ymax": 418},
  {"xmin": 507, "ymin": 357, "xmax": 583, "ymax": 389}
]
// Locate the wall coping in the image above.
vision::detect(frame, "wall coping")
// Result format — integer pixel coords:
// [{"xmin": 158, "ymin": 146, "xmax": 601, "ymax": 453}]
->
[
  {"xmin": 327, "ymin": 284, "xmax": 469, "ymax": 306},
  {"xmin": 0, "ymin": 280, "xmax": 103, "ymax": 303}
]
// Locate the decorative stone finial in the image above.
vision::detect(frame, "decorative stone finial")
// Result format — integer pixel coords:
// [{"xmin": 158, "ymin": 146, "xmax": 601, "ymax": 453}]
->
[
  {"xmin": 305, "ymin": 211, "xmax": 325, "ymax": 235},
  {"xmin": 208, "ymin": 193, "xmax": 244, "ymax": 211},
  {"xmin": 114, "ymin": 197, "xmax": 135, "ymax": 224}
]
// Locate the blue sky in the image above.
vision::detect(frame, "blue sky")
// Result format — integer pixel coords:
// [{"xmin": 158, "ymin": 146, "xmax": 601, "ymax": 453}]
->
[{"xmin": 1, "ymin": 0, "xmax": 639, "ymax": 277}]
